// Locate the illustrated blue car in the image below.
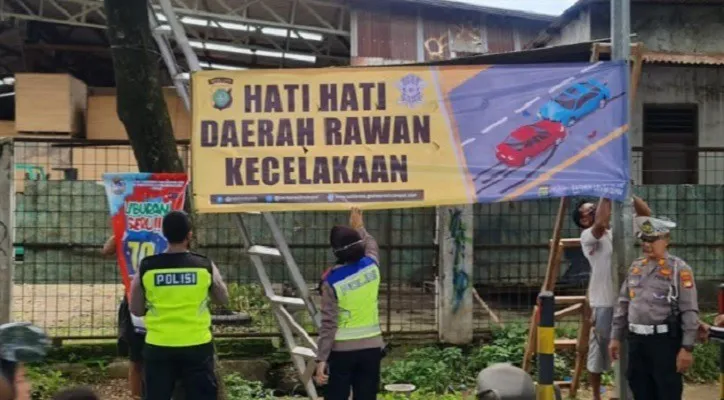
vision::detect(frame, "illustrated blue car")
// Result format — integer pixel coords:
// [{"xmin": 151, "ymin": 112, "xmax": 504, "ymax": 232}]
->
[{"xmin": 538, "ymin": 79, "xmax": 611, "ymax": 127}]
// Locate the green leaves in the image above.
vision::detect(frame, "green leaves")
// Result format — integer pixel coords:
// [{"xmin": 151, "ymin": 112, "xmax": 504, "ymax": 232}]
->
[
  {"xmin": 223, "ymin": 373, "xmax": 275, "ymax": 400},
  {"xmin": 25, "ymin": 367, "xmax": 68, "ymax": 400},
  {"xmin": 380, "ymin": 324, "xmax": 577, "ymax": 396}
]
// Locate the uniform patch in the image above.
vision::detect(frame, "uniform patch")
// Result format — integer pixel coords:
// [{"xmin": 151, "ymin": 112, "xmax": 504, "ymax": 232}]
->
[
  {"xmin": 154, "ymin": 271, "xmax": 198, "ymax": 286},
  {"xmin": 658, "ymin": 258, "xmax": 667, "ymax": 267},
  {"xmin": 629, "ymin": 289, "xmax": 635, "ymax": 299},
  {"xmin": 681, "ymin": 270, "xmax": 694, "ymax": 288},
  {"xmin": 659, "ymin": 267, "xmax": 671, "ymax": 277},
  {"xmin": 631, "ymin": 266, "xmax": 641, "ymax": 275}
]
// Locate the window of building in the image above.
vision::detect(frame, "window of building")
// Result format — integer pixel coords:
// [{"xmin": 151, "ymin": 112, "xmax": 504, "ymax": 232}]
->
[{"xmin": 642, "ymin": 104, "xmax": 698, "ymax": 184}]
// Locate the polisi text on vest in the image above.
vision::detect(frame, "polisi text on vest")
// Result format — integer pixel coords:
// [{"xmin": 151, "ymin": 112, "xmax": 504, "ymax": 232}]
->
[{"xmin": 155, "ymin": 272, "xmax": 198, "ymax": 286}]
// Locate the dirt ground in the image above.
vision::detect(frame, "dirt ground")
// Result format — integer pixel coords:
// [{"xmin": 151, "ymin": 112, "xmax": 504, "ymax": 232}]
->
[{"xmin": 81, "ymin": 379, "xmax": 719, "ymax": 399}]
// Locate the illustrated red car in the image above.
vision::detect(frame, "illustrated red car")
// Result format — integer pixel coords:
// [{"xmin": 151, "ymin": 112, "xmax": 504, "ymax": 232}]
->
[{"xmin": 495, "ymin": 120, "xmax": 566, "ymax": 167}]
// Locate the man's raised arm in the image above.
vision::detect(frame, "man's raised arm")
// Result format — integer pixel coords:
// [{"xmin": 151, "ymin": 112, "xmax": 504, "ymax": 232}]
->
[
  {"xmin": 590, "ymin": 198, "xmax": 612, "ymax": 239},
  {"xmin": 101, "ymin": 235, "xmax": 116, "ymax": 257}
]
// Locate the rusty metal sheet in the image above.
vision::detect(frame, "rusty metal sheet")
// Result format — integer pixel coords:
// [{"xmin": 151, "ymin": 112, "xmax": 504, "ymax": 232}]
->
[
  {"xmin": 389, "ymin": 8, "xmax": 419, "ymax": 62},
  {"xmin": 354, "ymin": 4, "xmax": 417, "ymax": 61},
  {"xmin": 642, "ymin": 51, "xmax": 724, "ymax": 65},
  {"xmin": 385, "ymin": 0, "xmax": 555, "ymax": 22},
  {"xmin": 356, "ymin": 8, "xmax": 392, "ymax": 58},
  {"xmin": 421, "ymin": 10, "xmax": 451, "ymax": 61},
  {"xmin": 485, "ymin": 16, "xmax": 515, "ymax": 54},
  {"xmin": 354, "ymin": 2, "xmax": 537, "ymax": 62}
]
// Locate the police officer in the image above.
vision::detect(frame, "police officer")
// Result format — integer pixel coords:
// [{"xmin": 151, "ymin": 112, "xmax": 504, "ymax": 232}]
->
[
  {"xmin": 314, "ymin": 207, "xmax": 383, "ymax": 400},
  {"xmin": 129, "ymin": 211, "xmax": 229, "ymax": 400},
  {"xmin": 609, "ymin": 216, "xmax": 699, "ymax": 400}
]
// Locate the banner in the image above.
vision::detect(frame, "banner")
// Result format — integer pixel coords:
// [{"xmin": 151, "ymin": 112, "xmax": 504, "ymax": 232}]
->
[
  {"xmin": 103, "ymin": 173, "xmax": 189, "ymax": 331},
  {"xmin": 191, "ymin": 62, "xmax": 629, "ymax": 213}
]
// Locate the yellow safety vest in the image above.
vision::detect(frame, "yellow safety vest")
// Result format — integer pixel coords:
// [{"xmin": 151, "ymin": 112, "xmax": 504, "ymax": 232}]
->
[
  {"xmin": 326, "ymin": 256, "xmax": 382, "ymax": 341},
  {"xmin": 140, "ymin": 252, "xmax": 213, "ymax": 347}
]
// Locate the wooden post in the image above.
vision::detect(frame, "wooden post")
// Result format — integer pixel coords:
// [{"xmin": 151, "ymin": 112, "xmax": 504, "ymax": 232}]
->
[
  {"xmin": 437, "ymin": 205, "xmax": 473, "ymax": 344},
  {"xmin": 0, "ymin": 139, "xmax": 13, "ymax": 324}
]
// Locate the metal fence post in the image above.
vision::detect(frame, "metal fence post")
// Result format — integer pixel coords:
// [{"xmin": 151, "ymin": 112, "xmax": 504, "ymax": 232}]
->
[
  {"xmin": 611, "ymin": 0, "xmax": 632, "ymax": 398},
  {"xmin": 0, "ymin": 139, "xmax": 14, "ymax": 324},
  {"xmin": 537, "ymin": 291, "xmax": 555, "ymax": 400},
  {"xmin": 719, "ymin": 283, "xmax": 724, "ymax": 400}
]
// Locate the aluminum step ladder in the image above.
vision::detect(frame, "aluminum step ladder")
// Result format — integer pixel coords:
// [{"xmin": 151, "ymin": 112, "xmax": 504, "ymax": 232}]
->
[{"xmin": 148, "ymin": 2, "xmax": 321, "ymax": 398}]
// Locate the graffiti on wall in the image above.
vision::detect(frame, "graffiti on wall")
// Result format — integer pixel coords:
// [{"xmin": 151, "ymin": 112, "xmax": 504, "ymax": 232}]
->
[
  {"xmin": 450, "ymin": 21, "xmax": 486, "ymax": 54},
  {"xmin": 423, "ymin": 21, "xmax": 487, "ymax": 60},
  {"xmin": 448, "ymin": 207, "xmax": 471, "ymax": 313},
  {"xmin": 424, "ymin": 33, "xmax": 449, "ymax": 60}
]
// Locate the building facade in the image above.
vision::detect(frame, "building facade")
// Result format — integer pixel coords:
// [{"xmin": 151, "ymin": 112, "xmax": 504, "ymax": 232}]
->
[
  {"xmin": 533, "ymin": 0, "xmax": 724, "ymax": 185},
  {"xmin": 351, "ymin": 0, "xmax": 552, "ymax": 65}
]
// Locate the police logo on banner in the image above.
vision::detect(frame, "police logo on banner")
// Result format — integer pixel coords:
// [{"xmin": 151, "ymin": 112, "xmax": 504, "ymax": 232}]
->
[
  {"xmin": 209, "ymin": 77, "xmax": 234, "ymax": 110},
  {"xmin": 111, "ymin": 177, "xmax": 126, "ymax": 195},
  {"xmin": 397, "ymin": 74, "xmax": 426, "ymax": 108}
]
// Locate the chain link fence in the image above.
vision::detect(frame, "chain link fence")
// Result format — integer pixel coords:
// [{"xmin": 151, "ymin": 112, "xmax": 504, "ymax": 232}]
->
[{"xmin": 8, "ymin": 139, "xmax": 724, "ymax": 341}]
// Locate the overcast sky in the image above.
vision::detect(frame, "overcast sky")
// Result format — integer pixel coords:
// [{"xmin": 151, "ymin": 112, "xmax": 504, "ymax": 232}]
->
[{"xmin": 451, "ymin": 0, "xmax": 578, "ymax": 16}]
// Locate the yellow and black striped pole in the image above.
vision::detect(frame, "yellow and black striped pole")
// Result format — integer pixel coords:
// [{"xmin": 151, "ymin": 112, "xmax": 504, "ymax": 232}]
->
[
  {"xmin": 718, "ymin": 283, "xmax": 724, "ymax": 400},
  {"xmin": 537, "ymin": 291, "xmax": 555, "ymax": 400}
]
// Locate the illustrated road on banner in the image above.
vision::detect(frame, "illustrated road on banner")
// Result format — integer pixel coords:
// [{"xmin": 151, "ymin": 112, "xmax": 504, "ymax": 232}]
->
[
  {"xmin": 451, "ymin": 61, "xmax": 628, "ymax": 202},
  {"xmin": 190, "ymin": 62, "xmax": 629, "ymax": 213}
]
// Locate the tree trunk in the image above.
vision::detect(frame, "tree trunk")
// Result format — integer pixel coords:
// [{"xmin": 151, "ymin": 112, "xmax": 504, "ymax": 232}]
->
[
  {"xmin": 103, "ymin": 0, "xmax": 184, "ymax": 174},
  {"xmin": 103, "ymin": 1, "xmax": 226, "ymax": 399}
]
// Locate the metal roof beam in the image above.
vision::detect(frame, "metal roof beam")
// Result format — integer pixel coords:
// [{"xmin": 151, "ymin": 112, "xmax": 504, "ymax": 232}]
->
[
  {"xmin": 1, "ymin": 0, "xmax": 106, "ymax": 29},
  {"xmin": 1, "ymin": 0, "xmax": 350, "ymax": 37},
  {"xmin": 169, "ymin": 6, "xmax": 349, "ymax": 37}
]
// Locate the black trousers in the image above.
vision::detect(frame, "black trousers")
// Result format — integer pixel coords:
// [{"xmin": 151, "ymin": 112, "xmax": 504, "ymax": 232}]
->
[
  {"xmin": 144, "ymin": 342, "xmax": 218, "ymax": 400},
  {"xmin": 627, "ymin": 333, "xmax": 683, "ymax": 400},
  {"xmin": 325, "ymin": 348, "xmax": 382, "ymax": 400},
  {"xmin": 117, "ymin": 296, "xmax": 146, "ymax": 363}
]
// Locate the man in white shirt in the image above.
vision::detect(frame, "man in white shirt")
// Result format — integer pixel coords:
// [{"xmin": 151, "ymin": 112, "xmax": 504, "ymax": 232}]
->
[{"xmin": 572, "ymin": 196, "xmax": 651, "ymax": 400}]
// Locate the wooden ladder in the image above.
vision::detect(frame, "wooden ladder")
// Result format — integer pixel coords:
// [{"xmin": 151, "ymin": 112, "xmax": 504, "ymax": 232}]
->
[{"xmin": 522, "ymin": 197, "xmax": 592, "ymax": 399}]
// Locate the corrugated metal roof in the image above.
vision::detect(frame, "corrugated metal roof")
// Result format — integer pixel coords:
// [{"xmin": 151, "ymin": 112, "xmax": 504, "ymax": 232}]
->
[
  {"xmin": 530, "ymin": 0, "xmax": 724, "ymax": 47},
  {"xmin": 378, "ymin": 0, "xmax": 557, "ymax": 22},
  {"xmin": 643, "ymin": 51, "xmax": 724, "ymax": 65}
]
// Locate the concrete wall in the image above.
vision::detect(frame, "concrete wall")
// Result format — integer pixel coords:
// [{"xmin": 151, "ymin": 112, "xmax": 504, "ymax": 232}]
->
[
  {"xmin": 630, "ymin": 65, "xmax": 724, "ymax": 184},
  {"xmin": 549, "ymin": 4, "xmax": 724, "ymax": 184},
  {"xmin": 547, "ymin": 8, "xmax": 591, "ymax": 46},
  {"xmin": 590, "ymin": 3, "xmax": 724, "ymax": 53}
]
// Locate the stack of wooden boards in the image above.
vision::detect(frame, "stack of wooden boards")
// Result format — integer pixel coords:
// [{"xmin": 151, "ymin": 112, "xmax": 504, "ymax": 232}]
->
[
  {"xmin": 10, "ymin": 73, "xmax": 190, "ymax": 141},
  {"xmin": 5, "ymin": 73, "xmax": 191, "ymax": 183}
]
